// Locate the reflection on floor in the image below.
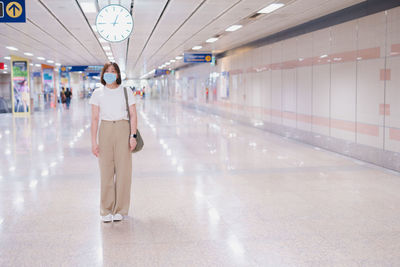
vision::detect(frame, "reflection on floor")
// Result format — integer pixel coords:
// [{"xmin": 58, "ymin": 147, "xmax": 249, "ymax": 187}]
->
[{"xmin": 0, "ymin": 98, "xmax": 400, "ymax": 266}]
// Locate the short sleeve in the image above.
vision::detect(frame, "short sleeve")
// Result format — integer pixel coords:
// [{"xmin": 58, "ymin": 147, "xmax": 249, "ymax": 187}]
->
[
  {"xmin": 89, "ymin": 89, "xmax": 100, "ymax": 106},
  {"xmin": 127, "ymin": 89, "xmax": 136, "ymax": 106}
]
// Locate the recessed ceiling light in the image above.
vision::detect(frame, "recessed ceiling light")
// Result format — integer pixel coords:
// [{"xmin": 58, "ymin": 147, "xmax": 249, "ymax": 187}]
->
[
  {"xmin": 176, "ymin": 56, "xmax": 183, "ymax": 60},
  {"xmin": 106, "ymin": 52, "xmax": 113, "ymax": 56},
  {"xmin": 47, "ymin": 60, "xmax": 54, "ymax": 63},
  {"xmin": 99, "ymin": 38, "xmax": 107, "ymax": 43},
  {"xmin": 37, "ymin": 57, "xmax": 45, "ymax": 60},
  {"xmin": 192, "ymin": 46, "xmax": 202, "ymax": 50},
  {"xmin": 166, "ymin": 62, "xmax": 171, "ymax": 65},
  {"xmin": 170, "ymin": 59, "xmax": 176, "ymax": 63},
  {"xmin": 4, "ymin": 56, "xmax": 11, "ymax": 60},
  {"xmin": 3, "ymin": 71, "xmax": 7, "ymax": 74},
  {"xmin": 91, "ymin": 25, "xmax": 97, "ymax": 32},
  {"xmin": 206, "ymin": 37, "xmax": 219, "ymax": 43},
  {"xmin": 257, "ymin": 3, "xmax": 285, "ymax": 14},
  {"xmin": 81, "ymin": 2, "xmax": 96, "ymax": 13},
  {"xmin": 55, "ymin": 63, "xmax": 61, "ymax": 66},
  {"xmin": 29, "ymin": 63, "xmax": 33, "ymax": 66},
  {"xmin": 225, "ymin": 25, "xmax": 242, "ymax": 32},
  {"xmin": 35, "ymin": 64, "xmax": 41, "ymax": 67},
  {"xmin": 24, "ymin": 52, "xmax": 34, "ymax": 56},
  {"xmin": 103, "ymin": 46, "xmax": 111, "ymax": 51},
  {"xmin": 6, "ymin": 46, "xmax": 18, "ymax": 51},
  {"xmin": 320, "ymin": 54, "xmax": 328, "ymax": 58}
]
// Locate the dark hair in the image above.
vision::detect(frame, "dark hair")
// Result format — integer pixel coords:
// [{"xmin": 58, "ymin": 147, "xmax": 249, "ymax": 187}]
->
[{"xmin": 100, "ymin": 62, "xmax": 122, "ymax": 85}]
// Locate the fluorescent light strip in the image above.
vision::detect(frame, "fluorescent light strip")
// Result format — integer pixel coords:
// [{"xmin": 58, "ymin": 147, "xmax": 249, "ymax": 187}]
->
[
  {"xmin": 192, "ymin": 45, "xmax": 202, "ymax": 50},
  {"xmin": 257, "ymin": 3, "xmax": 284, "ymax": 14},
  {"xmin": 6, "ymin": 46, "xmax": 18, "ymax": 51},
  {"xmin": 225, "ymin": 25, "xmax": 242, "ymax": 32},
  {"xmin": 206, "ymin": 37, "xmax": 218, "ymax": 43},
  {"xmin": 24, "ymin": 52, "xmax": 34, "ymax": 56},
  {"xmin": 176, "ymin": 56, "xmax": 183, "ymax": 60},
  {"xmin": 81, "ymin": 2, "xmax": 96, "ymax": 13},
  {"xmin": 37, "ymin": 57, "xmax": 45, "ymax": 60}
]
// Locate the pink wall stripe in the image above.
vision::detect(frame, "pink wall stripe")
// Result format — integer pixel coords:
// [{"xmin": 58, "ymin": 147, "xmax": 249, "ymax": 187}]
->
[
  {"xmin": 380, "ymin": 69, "xmax": 391, "ymax": 81},
  {"xmin": 391, "ymin": 43, "xmax": 400, "ymax": 56},
  {"xmin": 331, "ymin": 119, "xmax": 355, "ymax": 132},
  {"xmin": 357, "ymin": 123, "xmax": 379, "ymax": 137},
  {"xmin": 230, "ymin": 47, "xmax": 381, "ymax": 75},
  {"xmin": 312, "ymin": 116, "xmax": 330, "ymax": 127},
  {"xmin": 297, "ymin": 114, "xmax": 312, "ymax": 123},
  {"xmin": 379, "ymin": 104, "xmax": 390, "ymax": 115},
  {"xmin": 389, "ymin": 128, "xmax": 400, "ymax": 141},
  {"xmin": 282, "ymin": 111, "xmax": 296, "ymax": 120}
]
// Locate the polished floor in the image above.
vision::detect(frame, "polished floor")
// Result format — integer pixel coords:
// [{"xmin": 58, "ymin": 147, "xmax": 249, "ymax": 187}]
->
[{"xmin": 0, "ymin": 98, "xmax": 400, "ymax": 266}]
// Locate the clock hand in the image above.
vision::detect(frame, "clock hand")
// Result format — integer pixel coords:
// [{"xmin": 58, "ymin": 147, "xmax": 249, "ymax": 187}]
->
[{"xmin": 113, "ymin": 15, "xmax": 119, "ymax": 26}]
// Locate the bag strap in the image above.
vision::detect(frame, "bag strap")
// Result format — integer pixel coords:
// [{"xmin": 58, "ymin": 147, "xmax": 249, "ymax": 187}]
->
[{"xmin": 123, "ymin": 87, "xmax": 131, "ymax": 134}]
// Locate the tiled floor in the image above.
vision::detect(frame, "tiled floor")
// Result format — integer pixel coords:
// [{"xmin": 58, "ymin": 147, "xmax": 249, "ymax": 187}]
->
[{"xmin": 0, "ymin": 98, "xmax": 400, "ymax": 266}]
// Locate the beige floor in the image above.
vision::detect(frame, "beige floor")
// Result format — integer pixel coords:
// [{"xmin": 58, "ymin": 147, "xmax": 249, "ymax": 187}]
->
[{"xmin": 0, "ymin": 98, "xmax": 400, "ymax": 266}]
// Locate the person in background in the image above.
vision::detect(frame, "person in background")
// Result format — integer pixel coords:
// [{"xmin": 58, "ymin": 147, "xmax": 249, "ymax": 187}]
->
[
  {"xmin": 60, "ymin": 87, "xmax": 66, "ymax": 108},
  {"xmin": 65, "ymin": 88, "xmax": 72, "ymax": 109}
]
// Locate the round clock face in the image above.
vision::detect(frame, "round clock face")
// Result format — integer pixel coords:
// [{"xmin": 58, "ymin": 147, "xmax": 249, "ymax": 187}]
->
[{"xmin": 96, "ymin": 5, "xmax": 133, "ymax": 43}]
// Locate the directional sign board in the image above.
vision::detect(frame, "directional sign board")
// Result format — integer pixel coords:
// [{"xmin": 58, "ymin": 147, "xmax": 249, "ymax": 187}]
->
[
  {"xmin": 184, "ymin": 53, "xmax": 213, "ymax": 63},
  {"xmin": 0, "ymin": 0, "xmax": 26, "ymax": 23}
]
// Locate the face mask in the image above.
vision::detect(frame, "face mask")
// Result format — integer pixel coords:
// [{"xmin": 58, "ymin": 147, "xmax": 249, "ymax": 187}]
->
[{"xmin": 104, "ymin": 73, "xmax": 117, "ymax": 84}]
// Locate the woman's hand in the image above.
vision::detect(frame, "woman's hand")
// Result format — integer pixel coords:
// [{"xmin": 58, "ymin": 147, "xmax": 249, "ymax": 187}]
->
[
  {"xmin": 130, "ymin": 137, "xmax": 137, "ymax": 151},
  {"xmin": 92, "ymin": 143, "xmax": 99, "ymax": 157}
]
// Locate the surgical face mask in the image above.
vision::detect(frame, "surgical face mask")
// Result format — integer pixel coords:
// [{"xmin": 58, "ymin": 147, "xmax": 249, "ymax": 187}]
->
[{"xmin": 103, "ymin": 73, "xmax": 117, "ymax": 84}]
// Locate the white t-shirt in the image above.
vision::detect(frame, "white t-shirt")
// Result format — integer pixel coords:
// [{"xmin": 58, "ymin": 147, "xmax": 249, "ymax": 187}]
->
[{"xmin": 89, "ymin": 85, "xmax": 136, "ymax": 121}]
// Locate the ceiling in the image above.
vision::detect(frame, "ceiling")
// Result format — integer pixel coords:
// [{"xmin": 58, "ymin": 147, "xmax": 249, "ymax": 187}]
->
[{"xmin": 0, "ymin": 0, "xmax": 364, "ymax": 79}]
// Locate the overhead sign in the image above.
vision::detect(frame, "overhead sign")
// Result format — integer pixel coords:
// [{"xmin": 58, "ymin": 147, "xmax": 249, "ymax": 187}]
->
[
  {"xmin": 184, "ymin": 53, "xmax": 212, "ymax": 63},
  {"xmin": 155, "ymin": 69, "xmax": 170, "ymax": 77},
  {"xmin": 68, "ymin": 65, "xmax": 103, "ymax": 73},
  {"xmin": 0, "ymin": 0, "xmax": 26, "ymax": 23}
]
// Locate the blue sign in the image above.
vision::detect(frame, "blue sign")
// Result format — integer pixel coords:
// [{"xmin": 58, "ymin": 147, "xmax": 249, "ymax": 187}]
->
[
  {"xmin": 155, "ymin": 69, "xmax": 170, "ymax": 77},
  {"xmin": 184, "ymin": 53, "xmax": 212, "ymax": 63},
  {"xmin": 68, "ymin": 65, "xmax": 103, "ymax": 73},
  {"xmin": 0, "ymin": 0, "xmax": 26, "ymax": 23}
]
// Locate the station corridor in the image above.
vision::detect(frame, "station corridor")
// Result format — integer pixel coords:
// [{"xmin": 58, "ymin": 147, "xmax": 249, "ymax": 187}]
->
[{"xmin": 1, "ymin": 98, "xmax": 400, "ymax": 266}]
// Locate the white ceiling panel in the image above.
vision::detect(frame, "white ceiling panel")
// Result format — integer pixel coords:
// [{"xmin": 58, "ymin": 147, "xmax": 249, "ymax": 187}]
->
[{"xmin": 0, "ymin": 0, "xmax": 372, "ymax": 78}]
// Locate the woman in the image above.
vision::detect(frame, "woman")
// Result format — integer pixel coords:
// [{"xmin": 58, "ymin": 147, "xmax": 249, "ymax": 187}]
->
[{"xmin": 89, "ymin": 62, "xmax": 137, "ymax": 222}]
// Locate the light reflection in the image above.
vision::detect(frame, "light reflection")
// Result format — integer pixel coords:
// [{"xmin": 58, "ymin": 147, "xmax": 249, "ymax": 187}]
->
[
  {"xmin": 5, "ymin": 130, "xmax": 10, "ymax": 135},
  {"xmin": 249, "ymin": 142, "xmax": 257, "ymax": 147},
  {"xmin": 29, "ymin": 180, "xmax": 38, "ymax": 188},
  {"xmin": 208, "ymin": 208, "xmax": 220, "ymax": 224},
  {"xmin": 0, "ymin": 218, "xmax": 3, "ymax": 225},
  {"xmin": 38, "ymin": 144, "xmax": 44, "ymax": 151},
  {"xmin": 5, "ymin": 149, "xmax": 11, "ymax": 155},
  {"xmin": 41, "ymin": 169, "xmax": 49, "ymax": 176},
  {"xmin": 166, "ymin": 149, "xmax": 172, "ymax": 156},
  {"xmin": 177, "ymin": 166, "xmax": 184, "ymax": 173},
  {"xmin": 0, "ymin": 133, "xmax": 2, "ymax": 139},
  {"xmin": 171, "ymin": 158, "xmax": 177, "ymax": 165},
  {"xmin": 50, "ymin": 162, "xmax": 57, "ymax": 167},
  {"xmin": 228, "ymin": 234, "xmax": 245, "ymax": 255},
  {"xmin": 14, "ymin": 197, "xmax": 24, "ymax": 204},
  {"xmin": 9, "ymin": 166, "xmax": 16, "ymax": 172}
]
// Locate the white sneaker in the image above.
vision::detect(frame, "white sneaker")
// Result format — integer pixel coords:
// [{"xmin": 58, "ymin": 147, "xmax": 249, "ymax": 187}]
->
[
  {"xmin": 113, "ymin": 213, "xmax": 123, "ymax": 221},
  {"xmin": 102, "ymin": 214, "xmax": 113, "ymax": 223}
]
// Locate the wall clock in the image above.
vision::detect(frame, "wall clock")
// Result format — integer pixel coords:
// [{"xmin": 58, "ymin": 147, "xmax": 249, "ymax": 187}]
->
[{"xmin": 95, "ymin": 4, "xmax": 133, "ymax": 43}]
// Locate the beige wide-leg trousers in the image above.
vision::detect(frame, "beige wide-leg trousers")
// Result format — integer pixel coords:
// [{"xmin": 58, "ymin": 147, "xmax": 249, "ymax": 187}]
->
[{"xmin": 98, "ymin": 120, "xmax": 132, "ymax": 216}]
